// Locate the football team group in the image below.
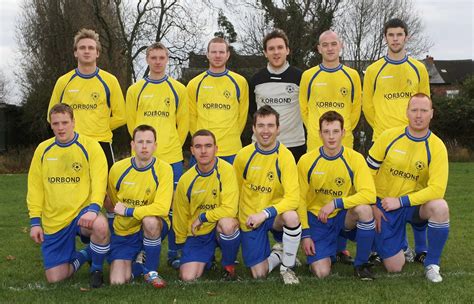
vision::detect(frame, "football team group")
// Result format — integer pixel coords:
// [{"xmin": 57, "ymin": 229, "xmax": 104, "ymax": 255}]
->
[{"xmin": 26, "ymin": 17, "xmax": 450, "ymax": 289}]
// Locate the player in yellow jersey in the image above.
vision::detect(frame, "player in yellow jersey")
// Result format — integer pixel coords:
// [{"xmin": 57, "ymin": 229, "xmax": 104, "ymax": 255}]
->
[
  {"xmin": 297, "ymin": 111, "xmax": 376, "ymax": 280},
  {"xmin": 367, "ymin": 93, "xmax": 449, "ymax": 283},
  {"xmin": 27, "ymin": 104, "xmax": 110, "ymax": 288},
  {"xmin": 299, "ymin": 30, "xmax": 361, "ymax": 264},
  {"xmin": 125, "ymin": 42, "xmax": 188, "ymax": 268},
  {"xmin": 47, "ymin": 28, "xmax": 126, "ymax": 169},
  {"xmin": 173, "ymin": 130, "xmax": 240, "ymax": 281},
  {"xmin": 187, "ymin": 37, "xmax": 249, "ymax": 164},
  {"xmin": 234, "ymin": 105, "xmax": 301, "ymax": 285},
  {"xmin": 299, "ymin": 30, "xmax": 361, "ymax": 151},
  {"xmin": 363, "ymin": 18, "xmax": 430, "ymax": 264},
  {"xmin": 107, "ymin": 125, "xmax": 173, "ymax": 288}
]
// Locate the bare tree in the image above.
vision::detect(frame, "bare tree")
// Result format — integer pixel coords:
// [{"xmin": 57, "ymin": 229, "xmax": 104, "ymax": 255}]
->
[
  {"xmin": 0, "ymin": 71, "xmax": 9, "ymax": 104},
  {"xmin": 336, "ymin": 0, "xmax": 433, "ymax": 72}
]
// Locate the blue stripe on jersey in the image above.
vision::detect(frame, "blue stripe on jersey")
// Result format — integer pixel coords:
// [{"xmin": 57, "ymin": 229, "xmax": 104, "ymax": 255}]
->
[
  {"xmin": 340, "ymin": 67, "xmax": 355, "ymax": 103},
  {"xmin": 75, "ymin": 67, "xmax": 99, "ymax": 79},
  {"xmin": 255, "ymin": 141, "xmax": 280, "ymax": 155},
  {"xmin": 306, "ymin": 69, "xmax": 324, "ymax": 102},
  {"xmin": 186, "ymin": 173, "xmax": 200, "ymax": 202},
  {"xmin": 340, "ymin": 154, "xmax": 354, "ymax": 185},
  {"xmin": 384, "ymin": 55, "xmax": 408, "ymax": 65},
  {"xmin": 405, "ymin": 127, "xmax": 431, "ymax": 142},
  {"xmin": 165, "ymin": 79, "xmax": 180, "ymax": 109},
  {"xmin": 59, "ymin": 74, "xmax": 78, "ymax": 103},
  {"xmin": 384, "ymin": 132, "xmax": 406, "ymax": 158},
  {"xmin": 151, "ymin": 166, "xmax": 159, "ymax": 190},
  {"xmin": 243, "ymin": 149, "xmax": 258, "ymax": 180},
  {"xmin": 131, "ymin": 157, "xmax": 156, "ymax": 171},
  {"xmin": 195, "ymin": 74, "xmax": 210, "ymax": 103},
  {"xmin": 187, "ymin": 159, "xmax": 219, "ymax": 201},
  {"xmin": 136, "ymin": 81, "xmax": 151, "ymax": 110},
  {"xmin": 41, "ymin": 142, "xmax": 57, "ymax": 163},
  {"xmin": 425, "ymin": 140, "xmax": 431, "ymax": 165},
  {"xmin": 406, "ymin": 59, "xmax": 421, "ymax": 82},
  {"xmin": 74, "ymin": 140, "xmax": 89, "ymax": 161},
  {"xmin": 307, "ymin": 155, "xmax": 322, "ymax": 183},
  {"xmin": 95, "ymin": 72, "xmax": 111, "ymax": 109},
  {"xmin": 225, "ymin": 74, "xmax": 241, "ymax": 102},
  {"xmin": 116, "ymin": 164, "xmax": 134, "ymax": 191},
  {"xmin": 55, "ymin": 132, "xmax": 79, "ymax": 148},
  {"xmin": 319, "ymin": 146, "xmax": 343, "ymax": 160},
  {"xmin": 319, "ymin": 63, "xmax": 342, "ymax": 72},
  {"xmin": 373, "ymin": 61, "xmax": 389, "ymax": 92},
  {"xmin": 275, "ymin": 157, "xmax": 282, "ymax": 183}
]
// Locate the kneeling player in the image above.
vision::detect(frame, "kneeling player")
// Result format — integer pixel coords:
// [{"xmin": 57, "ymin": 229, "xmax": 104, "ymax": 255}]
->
[
  {"xmin": 27, "ymin": 104, "xmax": 110, "ymax": 288},
  {"xmin": 234, "ymin": 105, "xmax": 302, "ymax": 284},
  {"xmin": 298, "ymin": 111, "xmax": 376, "ymax": 280},
  {"xmin": 108, "ymin": 125, "xmax": 173, "ymax": 288},
  {"xmin": 367, "ymin": 93, "xmax": 450, "ymax": 282},
  {"xmin": 173, "ymin": 130, "xmax": 240, "ymax": 281}
]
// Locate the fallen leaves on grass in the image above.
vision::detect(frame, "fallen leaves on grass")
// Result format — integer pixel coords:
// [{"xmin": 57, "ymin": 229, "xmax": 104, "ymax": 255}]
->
[{"xmin": 6, "ymin": 255, "xmax": 16, "ymax": 261}]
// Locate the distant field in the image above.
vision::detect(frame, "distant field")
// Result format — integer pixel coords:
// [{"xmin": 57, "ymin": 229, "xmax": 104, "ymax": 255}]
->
[{"xmin": 1, "ymin": 163, "xmax": 473, "ymax": 303}]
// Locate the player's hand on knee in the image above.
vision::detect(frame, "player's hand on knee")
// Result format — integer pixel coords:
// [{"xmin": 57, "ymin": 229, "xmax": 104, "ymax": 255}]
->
[
  {"xmin": 246, "ymin": 212, "xmax": 266, "ymax": 229},
  {"xmin": 318, "ymin": 201, "xmax": 336, "ymax": 224},
  {"xmin": 372, "ymin": 205, "xmax": 387, "ymax": 233},
  {"xmin": 30, "ymin": 226, "xmax": 44, "ymax": 244},
  {"xmin": 191, "ymin": 217, "xmax": 203, "ymax": 236},
  {"xmin": 78, "ymin": 211, "xmax": 98, "ymax": 229},
  {"xmin": 301, "ymin": 237, "xmax": 315, "ymax": 256},
  {"xmin": 114, "ymin": 202, "xmax": 126, "ymax": 216},
  {"xmin": 381, "ymin": 197, "xmax": 400, "ymax": 212}
]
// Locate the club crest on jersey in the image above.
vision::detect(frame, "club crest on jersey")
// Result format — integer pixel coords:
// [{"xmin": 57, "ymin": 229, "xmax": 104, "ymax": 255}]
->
[
  {"xmin": 340, "ymin": 87, "xmax": 348, "ymax": 97},
  {"xmin": 223, "ymin": 90, "xmax": 231, "ymax": 99},
  {"xmin": 91, "ymin": 92, "xmax": 100, "ymax": 103},
  {"xmin": 164, "ymin": 97, "xmax": 170, "ymax": 107},
  {"xmin": 286, "ymin": 84, "xmax": 295, "ymax": 94},
  {"xmin": 267, "ymin": 171, "xmax": 274, "ymax": 181},
  {"xmin": 145, "ymin": 187, "xmax": 151, "ymax": 196},
  {"xmin": 415, "ymin": 161, "xmax": 426, "ymax": 171},
  {"xmin": 72, "ymin": 162, "xmax": 82, "ymax": 172},
  {"xmin": 407, "ymin": 79, "xmax": 413, "ymax": 87},
  {"xmin": 335, "ymin": 177, "xmax": 345, "ymax": 187},
  {"xmin": 212, "ymin": 189, "xmax": 217, "ymax": 198}
]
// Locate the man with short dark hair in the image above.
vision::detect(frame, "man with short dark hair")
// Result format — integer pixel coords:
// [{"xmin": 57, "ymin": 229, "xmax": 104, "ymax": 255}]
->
[
  {"xmin": 173, "ymin": 129, "xmax": 241, "ymax": 281},
  {"xmin": 367, "ymin": 93, "xmax": 449, "ymax": 283},
  {"xmin": 28, "ymin": 103, "xmax": 110, "ymax": 288},
  {"xmin": 234, "ymin": 105, "xmax": 301, "ymax": 284},
  {"xmin": 297, "ymin": 111, "xmax": 376, "ymax": 280},
  {"xmin": 249, "ymin": 29, "xmax": 306, "ymax": 162},
  {"xmin": 107, "ymin": 125, "xmax": 173, "ymax": 288}
]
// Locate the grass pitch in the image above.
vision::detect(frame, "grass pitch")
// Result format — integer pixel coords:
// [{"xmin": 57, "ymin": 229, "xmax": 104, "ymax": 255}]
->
[{"xmin": 1, "ymin": 163, "xmax": 473, "ymax": 303}]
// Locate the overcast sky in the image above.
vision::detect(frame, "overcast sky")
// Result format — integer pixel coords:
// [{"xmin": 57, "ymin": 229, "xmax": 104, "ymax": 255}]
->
[{"xmin": 0, "ymin": 0, "xmax": 473, "ymax": 103}]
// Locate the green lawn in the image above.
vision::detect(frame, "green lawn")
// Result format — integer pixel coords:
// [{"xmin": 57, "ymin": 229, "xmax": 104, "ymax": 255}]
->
[{"xmin": 1, "ymin": 163, "xmax": 473, "ymax": 303}]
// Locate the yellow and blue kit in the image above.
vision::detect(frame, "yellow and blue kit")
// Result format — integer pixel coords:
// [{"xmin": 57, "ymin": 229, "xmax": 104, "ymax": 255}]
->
[
  {"xmin": 27, "ymin": 132, "xmax": 108, "ymax": 234},
  {"xmin": 173, "ymin": 158, "xmax": 239, "ymax": 244},
  {"xmin": 107, "ymin": 156, "xmax": 173, "ymax": 236},
  {"xmin": 367, "ymin": 126, "xmax": 448, "ymax": 206},
  {"xmin": 297, "ymin": 146, "xmax": 376, "ymax": 232},
  {"xmin": 362, "ymin": 56, "xmax": 430, "ymax": 140},
  {"xmin": 299, "ymin": 64, "xmax": 362, "ymax": 150},
  {"xmin": 187, "ymin": 69, "xmax": 249, "ymax": 156},
  {"xmin": 48, "ymin": 68, "xmax": 126, "ymax": 143},
  {"xmin": 126, "ymin": 76, "xmax": 189, "ymax": 164},
  {"xmin": 234, "ymin": 142, "xmax": 300, "ymax": 232}
]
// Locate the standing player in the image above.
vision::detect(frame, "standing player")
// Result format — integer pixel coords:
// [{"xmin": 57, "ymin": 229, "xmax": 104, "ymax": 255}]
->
[
  {"xmin": 299, "ymin": 30, "xmax": 361, "ymax": 151},
  {"xmin": 367, "ymin": 93, "xmax": 449, "ymax": 283},
  {"xmin": 297, "ymin": 111, "xmax": 376, "ymax": 280},
  {"xmin": 125, "ymin": 42, "xmax": 188, "ymax": 268},
  {"xmin": 47, "ymin": 28, "xmax": 126, "ymax": 170},
  {"xmin": 173, "ymin": 129, "xmax": 241, "ymax": 281},
  {"xmin": 299, "ymin": 30, "xmax": 362, "ymax": 263},
  {"xmin": 249, "ymin": 29, "xmax": 306, "ymax": 162},
  {"xmin": 27, "ymin": 104, "xmax": 110, "ymax": 288},
  {"xmin": 108, "ymin": 125, "xmax": 173, "ymax": 288},
  {"xmin": 363, "ymin": 18, "xmax": 430, "ymax": 262},
  {"xmin": 187, "ymin": 37, "xmax": 249, "ymax": 164},
  {"xmin": 234, "ymin": 105, "xmax": 301, "ymax": 284}
]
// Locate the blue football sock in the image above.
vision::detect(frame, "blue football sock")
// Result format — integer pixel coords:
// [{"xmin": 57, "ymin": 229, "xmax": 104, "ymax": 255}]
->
[
  {"xmin": 70, "ymin": 248, "xmax": 90, "ymax": 272},
  {"xmin": 354, "ymin": 219, "xmax": 376, "ymax": 267},
  {"xmin": 337, "ymin": 235, "xmax": 348, "ymax": 252},
  {"xmin": 412, "ymin": 222, "xmax": 428, "ymax": 254},
  {"xmin": 143, "ymin": 237, "xmax": 162, "ymax": 273},
  {"xmin": 218, "ymin": 230, "xmax": 241, "ymax": 267},
  {"xmin": 89, "ymin": 241, "xmax": 110, "ymax": 272},
  {"xmin": 131, "ymin": 261, "xmax": 144, "ymax": 279},
  {"xmin": 167, "ymin": 228, "xmax": 179, "ymax": 261},
  {"xmin": 425, "ymin": 221, "xmax": 449, "ymax": 266}
]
